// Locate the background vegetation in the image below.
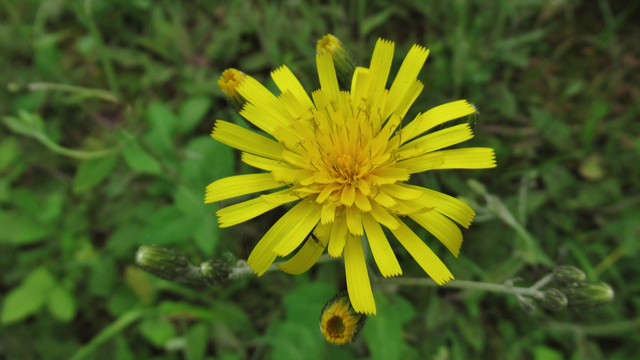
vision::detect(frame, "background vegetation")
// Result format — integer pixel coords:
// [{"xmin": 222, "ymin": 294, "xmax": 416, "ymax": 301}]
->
[{"xmin": 1, "ymin": 0, "xmax": 639, "ymax": 359}]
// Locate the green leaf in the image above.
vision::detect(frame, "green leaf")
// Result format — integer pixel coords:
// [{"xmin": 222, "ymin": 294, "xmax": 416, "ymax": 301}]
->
[
  {"xmin": 1, "ymin": 267, "xmax": 56, "ymax": 324},
  {"xmin": 47, "ymin": 285, "xmax": 77, "ymax": 322},
  {"xmin": 178, "ymin": 97, "xmax": 212, "ymax": 134},
  {"xmin": 282, "ymin": 282, "xmax": 336, "ymax": 328},
  {"xmin": 0, "ymin": 136, "xmax": 20, "ymax": 171},
  {"xmin": 363, "ymin": 294, "xmax": 406, "ymax": 360},
  {"xmin": 106, "ymin": 223, "xmax": 143, "ymax": 257},
  {"xmin": 267, "ymin": 322, "xmax": 323, "ymax": 360},
  {"xmin": 530, "ymin": 107, "xmax": 575, "ymax": 151},
  {"xmin": 185, "ymin": 323, "xmax": 209, "ymax": 360},
  {"xmin": 175, "ymin": 185, "xmax": 205, "ymax": 216},
  {"xmin": 193, "ymin": 213, "xmax": 219, "ymax": 256},
  {"xmin": 145, "ymin": 101, "xmax": 178, "ymax": 156},
  {"xmin": 73, "ymin": 154, "xmax": 119, "ymax": 193},
  {"xmin": 533, "ymin": 345, "xmax": 564, "ymax": 360},
  {"xmin": 180, "ymin": 136, "xmax": 234, "ymax": 189},
  {"xmin": 0, "ymin": 210, "xmax": 54, "ymax": 245},
  {"xmin": 141, "ymin": 206, "xmax": 199, "ymax": 245},
  {"xmin": 582, "ymin": 100, "xmax": 609, "ymax": 151},
  {"xmin": 123, "ymin": 141, "xmax": 162, "ymax": 174},
  {"xmin": 455, "ymin": 316, "xmax": 485, "ymax": 352},
  {"xmin": 139, "ymin": 317, "xmax": 177, "ymax": 347}
]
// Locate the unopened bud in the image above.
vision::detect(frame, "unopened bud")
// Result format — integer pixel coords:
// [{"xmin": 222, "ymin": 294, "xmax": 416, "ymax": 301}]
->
[
  {"xmin": 563, "ymin": 281, "xmax": 614, "ymax": 309},
  {"xmin": 316, "ymin": 34, "xmax": 357, "ymax": 89},
  {"xmin": 320, "ymin": 291, "xmax": 367, "ymax": 345},
  {"xmin": 200, "ymin": 259, "xmax": 231, "ymax": 286},
  {"xmin": 540, "ymin": 288, "xmax": 568, "ymax": 311},
  {"xmin": 552, "ymin": 265, "xmax": 587, "ymax": 285},
  {"xmin": 218, "ymin": 68, "xmax": 247, "ymax": 112},
  {"xmin": 135, "ymin": 245, "xmax": 203, "ymax": 285}
]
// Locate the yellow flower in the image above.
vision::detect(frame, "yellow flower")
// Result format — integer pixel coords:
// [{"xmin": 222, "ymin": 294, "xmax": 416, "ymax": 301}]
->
[
  {"xmin": 320, "ymin": 291, "xmax": 367, "ymax": 345},
  {"xmin": 206, "ymin": 38, "xmax": 496, "ymax": 314},
  {"xmin": 218, "ymin": 68, "xmax": 246, "ymax": 111}
]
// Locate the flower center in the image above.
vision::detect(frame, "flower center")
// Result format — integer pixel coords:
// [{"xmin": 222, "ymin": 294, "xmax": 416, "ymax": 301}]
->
[
  {"xmin": 334, "ymin": 154, "xmax": 360, "ymax": 183},
  {"xmin": 326, "ymin": 316, "xmax": 346, "ymax": 338}
]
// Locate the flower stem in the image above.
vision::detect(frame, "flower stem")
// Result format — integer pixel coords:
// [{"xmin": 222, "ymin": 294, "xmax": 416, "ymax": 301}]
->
[
  {"xmin": 377, "ymin": 277, "xmax": 545, "ymax": 298},
  {"xmin": 230, "ymin": 253, "xmax": 338, "ymax": 278}
]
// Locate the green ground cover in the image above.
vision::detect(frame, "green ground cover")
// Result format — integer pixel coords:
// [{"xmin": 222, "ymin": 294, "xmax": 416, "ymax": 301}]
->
[{"xmin": 1, "ymin": 0, "xmax": 639, "ymax": 359}]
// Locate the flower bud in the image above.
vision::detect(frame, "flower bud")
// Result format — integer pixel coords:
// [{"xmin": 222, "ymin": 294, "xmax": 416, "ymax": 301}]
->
[
  {"xmin": 563, "ymin": 281, "xmax": 614, "ymax": 309},
  {"xmin": 200, "ymin": 259, "xmax": 231, "ymax": 286},
  {"xmin": 218, "ymin": 68, "xmax": 247, "ymax": 112},
  {"xmin": 552, "ymin": 265, "xmax": 587, "ymax": 285},
  {"xmin": 316, "ymin": 34, "xmax": 357, "ymax": 89},
  {"xmin": 320, "ymin": 291, "xmax": 367, "ymax": 345},
  {"xmin": 135, "ymin": 245, "xmax": 204, "ymax": 285},
  {"xmin": 540, "ymin": 288, "xmax": 568, "ymax": 311}
]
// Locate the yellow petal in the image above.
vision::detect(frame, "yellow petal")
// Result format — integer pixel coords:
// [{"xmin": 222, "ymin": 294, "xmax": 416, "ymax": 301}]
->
[
  {"xmin": 433, "ymin": 148, "xmax": 497, "ymax": 169},
  {"xmin": 279, "ymin": 90, "xmax": 309, "ymax": 120},
  {"xmin": 317, "ymin": 183, "xmax": 342, "ymax": 203},
  {"xmin": 205, "ymin": 173, "xmax": 283, "ymax": 203},
  {"xmin": 400, "ymin": 184, "xmax": 475, "ymax": 228},
  {"xmin": 369, "ymin": 200, "xmax": 399, "ymax": 229},
  {"xmin": 390, "ymin": 217, "xmax": 454, "ymax": 284},
  {"xmin": 282, "ymin": 149, "xmax": 313, "ymax": 170},
  {"xmin": 316, "ymin": 52, "xmax": 340, "ymax": 106},
  {"xmin": 271, "ymin": 65, "xmax": 314, "ymax": 110},
  {"xmin": 367, "ymin": 39, "xmax": 394, "ymax": 107},
  {"xmin": 344, "ymin": 233, "xmax": 376, "ymax": 314},
  {"xmin": 272, "ymin": 168, "xmax": 314, "ymax": 184},
  {"xmin": 328, "ymin": 216, "xmax": 348, "ymax": 257},
  {"xmin": 395, "ymin": 151, "xmax": 445, "ymax": 174},
  {"xmin": 276, "ymin": 222, "xmax": 330, "ymax": 275},
  {"xmin": 384, "ymin": 45, "xmax": 430, "ymax": 119},
  {"xmin": 321, "ymin": 201, "xmax": 336, "ymax": 225},
  {"xmin": 248, "ymin": 199, "xmax": 316, "ymax": 274},
  {"xmin": 380, "ymin": 184, "xmax": 423, "ymax": 200},
  {"xmin": 242, "ymin": 153, "xmax": 295, "ymax": 171},
  {"xmin": 345, "ymin": 205, "xmax": 363, "ymax": 236},
  {"xmin": 391, "ymin": 80, "xmax": 423, "ymax": 120},
  {"xmin": 216, "ymin": 188, "xmax": 295, "ymax": 227},
  {"xmin": 409, "ymin": 211, "xmax": 463, "ymax": 257},
  {"xmin": 240, "ymin": 102, "xmax": 287, "ymax": 134},
  {"xmin": 371, "ymin": 189, "xmax": 397, "ymax": 208},
  {"xmin": 211, "ymin": 120, "xmax": 284, "ymax": 160},
  {"xmin": 260, "ymin": 190, "xmax": 304, "ymax": 204},
  {"xmin": 362, "ymin": 212, "xmax": 402, "ymax": 277},
  {"xmin": 350, "ymin": 67, "xmax": 370, "ymax": 108},
  {"xmin": 354, "ymin": 191, "xmax": 372, "ymax": 212},
  {"xmin": 399, "ymin": 123, "xmax": 474, "ymax": 157},
  {"xmin": 237, "ymin": 74, "xmax": 291, "ymax": 126},
  {"xmin": 271, "ymin": 201, "xmax": 322, "ymax": 256},
  {"xmin": 400, "ymin": 100, "xmax": 476, "ymax": 144},
  {"xmin": 341, "ymin": 184, "xmax": 356, "ymax": 206}
]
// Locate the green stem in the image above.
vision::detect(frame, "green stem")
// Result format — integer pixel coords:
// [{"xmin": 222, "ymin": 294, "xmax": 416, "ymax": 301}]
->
[
  {"xmin": 78, "ymin": 0, "xmax": 121, "ymax": 99},
  {"xmin": 378, "ymin": 277, "xmax": 544, "ymax": 298},
  {"xmin": 68, "ymin": 308, "xmax": 149, "ymax": 360},
  {"xmin": 28, "ymin": 82, "xmax": 118, "ymax": 102},
  {"xmin": 545, "ymin": 317, "xmax": 640, "ymax": 336},
  {"xmin": 230, "ymin": 253, "xmax": 338, "ymax": 278}
]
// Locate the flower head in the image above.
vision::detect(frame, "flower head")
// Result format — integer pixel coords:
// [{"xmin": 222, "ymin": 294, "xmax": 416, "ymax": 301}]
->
[
  {"xmin": 320, "ymin": 291, "xmax": 367, "ymax": 345},
  {"xmin": 218, "ymin": 68, "xmax": 247, "ymax": 111},
  {"xmin": 206, "ymin": 38, "xmax": 496, "ymax": 314},
  {"xmin": 316, "ymin": 34, "xmax": 357, "ymax": 88}
]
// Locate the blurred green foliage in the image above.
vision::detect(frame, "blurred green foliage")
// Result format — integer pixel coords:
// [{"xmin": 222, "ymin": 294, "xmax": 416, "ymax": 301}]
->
[{"xmin": 1, "ymin": 0, "xmax": 640, "ymax": 359}]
